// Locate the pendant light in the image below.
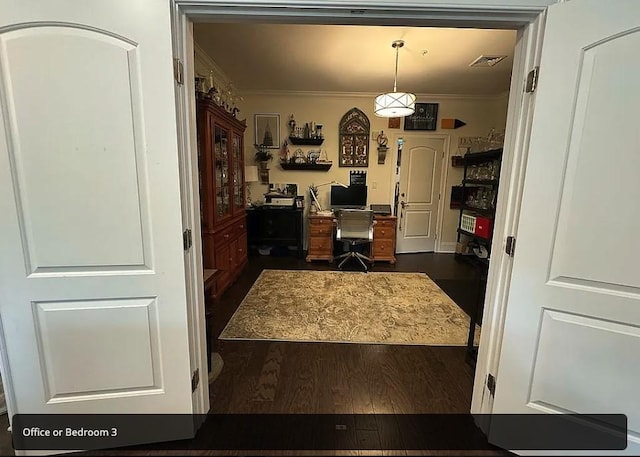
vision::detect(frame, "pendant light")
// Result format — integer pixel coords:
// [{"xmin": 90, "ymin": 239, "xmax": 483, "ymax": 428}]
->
[{"xmin": 374, "ymin": 40, "xmax": 416, "ymax": 117}]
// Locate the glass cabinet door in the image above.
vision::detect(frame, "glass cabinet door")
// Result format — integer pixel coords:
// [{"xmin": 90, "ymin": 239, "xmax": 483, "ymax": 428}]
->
[
  {"xmin": 231, "ymin": 133, "xmax": 244, "ymax": 212},
  {"xmin": 213, "ymin": 123, "xmax": 231, "ymax": 222}
]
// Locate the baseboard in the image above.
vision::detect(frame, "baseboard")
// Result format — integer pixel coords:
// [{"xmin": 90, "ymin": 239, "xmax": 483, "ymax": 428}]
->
[{"xmin": 438, "ymin": 242, "xmax": 457, "ymax": 253}]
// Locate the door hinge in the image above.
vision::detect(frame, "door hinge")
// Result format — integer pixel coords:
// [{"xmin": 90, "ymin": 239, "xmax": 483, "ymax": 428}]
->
[
  {"xmin": 191, "ymin": 368, "xmax": 200, "ymax": 392},
  {"xmin": 505, "ymin": 235, "xmax": 516, "ymax": 257},
  {"xmin": 525, "ymin": 66, "xmax": 539, "ymax": 93},
  {"xmin": 487, "ymin": 373, "xmax": 496, "ymax": 397},
  {"xmin": 173, "ymin": 58, "xmax": 184, "ymax": 85},
  {"xmin": 183, "ymin": 228, "xmax": 192, "ymax": 251}
]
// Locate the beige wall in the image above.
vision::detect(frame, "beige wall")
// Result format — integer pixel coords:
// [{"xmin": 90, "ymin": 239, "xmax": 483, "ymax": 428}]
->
[{"xmin": 239, "ymin": 91, "xmax": 508, "ymax": 248}]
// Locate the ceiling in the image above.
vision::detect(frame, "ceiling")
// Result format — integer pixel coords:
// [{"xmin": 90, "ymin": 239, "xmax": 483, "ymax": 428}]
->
[{"xmin": 194, "ymin": 23, "xmax": 517, "ymax": 96}]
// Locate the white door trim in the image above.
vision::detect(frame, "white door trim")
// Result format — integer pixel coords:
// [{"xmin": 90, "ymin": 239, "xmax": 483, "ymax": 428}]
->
[
  {"xmin": 170, "ymin": 5, "xmax": 209, "ymax": 416},
  {"xmin": 171, "ymin": 0, "xmax": 551, "ymax": 425},
  {"xmin": 471, "ymin": 11, "xmax": 546, "ymax": 417},
  {"xmin": 388, "ymin": 133, "xmax": 450, "ymax": 253}
]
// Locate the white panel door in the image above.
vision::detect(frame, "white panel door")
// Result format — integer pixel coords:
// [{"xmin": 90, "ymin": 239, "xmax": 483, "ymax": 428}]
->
[
  {"xmin": 396, "ymin": 136, "xmax": 444, "ymax": 253},
  {"xmin": 0, "ymin": 0, "xmax": 193, "ymax": 446},
  {"xmin": 493, "ymin": 0, "xmax": 640, "ymax": 454}
]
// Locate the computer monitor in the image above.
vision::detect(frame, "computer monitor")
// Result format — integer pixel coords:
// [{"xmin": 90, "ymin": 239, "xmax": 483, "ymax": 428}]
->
[{"xmin": 330, "ymin": 185, "xmax": 367, "ymax": 209}]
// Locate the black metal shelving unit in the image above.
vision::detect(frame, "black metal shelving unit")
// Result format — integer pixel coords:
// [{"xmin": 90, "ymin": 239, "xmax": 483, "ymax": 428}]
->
[{"xmin": 454, "ymin": 148, "xmax": 502, "ymax": 366}]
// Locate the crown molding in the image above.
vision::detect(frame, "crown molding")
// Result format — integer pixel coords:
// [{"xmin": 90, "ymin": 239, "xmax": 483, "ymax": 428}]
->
[
  {"xmin": 193, "ymin": 42, "xmax": 233, "ymax": 86},
  {"xmin": 239, "ymin": 89, "xmax": 505, "ymax": 100}
]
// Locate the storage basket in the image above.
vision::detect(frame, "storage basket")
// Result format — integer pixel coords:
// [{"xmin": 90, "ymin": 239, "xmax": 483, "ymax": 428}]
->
[{"xmin": 461, "ymin": 214, "xmax": 476, "ymax": 233}]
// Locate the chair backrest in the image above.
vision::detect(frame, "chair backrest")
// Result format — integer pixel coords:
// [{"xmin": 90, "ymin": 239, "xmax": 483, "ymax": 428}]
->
[{"xmin": 336, "ymin": 209, "xmax": 374, "ymax": 241}]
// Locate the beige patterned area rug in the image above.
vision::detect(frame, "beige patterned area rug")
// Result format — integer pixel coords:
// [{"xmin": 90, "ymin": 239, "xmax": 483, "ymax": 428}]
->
[{"xmin": 220, "ymin": 270, "xmax": 480, "ymax": 346}]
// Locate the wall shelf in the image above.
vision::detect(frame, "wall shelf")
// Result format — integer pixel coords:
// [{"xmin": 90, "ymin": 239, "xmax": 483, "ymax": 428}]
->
[
  {"xmin": 288, "ymin": 137, "xmax": 324, "ymax": 146},
  {"xmin": 463, "ymin": 179, "xmax": 499, "ymax": 186},
  {"xmin": 280, "ymin": 162, "xmax": 332, "ymax": 171},
  {"xmin": 463, "ymin": 148, "xmax": 502, "ymax": 164},
  {"xmin": 461, "ymin": 204, "xmax": 495, "ymax": 217},
  {"xmin": 457, "ymin": 228, "xmax": 491, "ymax": 242}
]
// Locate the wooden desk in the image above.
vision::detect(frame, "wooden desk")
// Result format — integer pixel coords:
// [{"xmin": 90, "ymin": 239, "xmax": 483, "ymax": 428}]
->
[{"xmin": 306, "ymin": 214, "xmax": 397, "ymax": 264}]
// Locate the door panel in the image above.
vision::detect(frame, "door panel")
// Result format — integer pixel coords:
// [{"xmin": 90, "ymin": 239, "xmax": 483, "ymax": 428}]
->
[
  {"xmin": 549, "ymin": 29, "xmax": 640, "ymax": 290},
  {"xmin": 396, "ymin": 136, "xmax": 444, "ymax": 253},
  {"xmin": 493, "ymin": 0, "xmax": 640, "ymax": 453},
  {"xmin": 4, "ymin": 27, "xmax": 150, "ymax": 274},
  {"xmin": 404, "ymin": 211, "xmax": 432, "ymax": 237},
  {"xmin": 34, "ymin": 298, "xmax": 159, "ymax": 400},
  {"xmin": 528, "ymin": 310, "xmax": 640, "ymax": 423},
  {"xmin": 0, "ymin": 0, "xmax": 193, "ymax": 449}
]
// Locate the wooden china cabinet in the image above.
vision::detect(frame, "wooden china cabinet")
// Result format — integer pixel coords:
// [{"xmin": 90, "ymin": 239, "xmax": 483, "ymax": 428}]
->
[{"xmin": 197, "ymin": 96, "xmax": 248, "ymax": 299}]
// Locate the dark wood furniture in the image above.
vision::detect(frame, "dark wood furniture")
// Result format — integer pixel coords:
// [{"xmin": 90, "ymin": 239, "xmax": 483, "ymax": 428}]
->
[
  {"xmin": 306, "ymin": 213, "xmax": 397, "ymax": 264},
  {"xmin": 197, "ymin": 96, "xmax": 248, "ymax": 299},
  {"xmin": 246, "ymin": 206, "xmax": 304, "ymax": 258},
  {"xmin": 203, "ymin": 268, "xmax": 220, "ymax": 374}
]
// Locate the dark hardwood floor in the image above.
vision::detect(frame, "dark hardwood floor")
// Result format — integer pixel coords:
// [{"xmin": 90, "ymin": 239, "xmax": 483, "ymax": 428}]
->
[
  {"xmin": 0, "ymin": 253, "xmax": 494, "ymax": 456},
  {"xmin": 210, "ymin": 252, "xmax": 483, "ymax": 417}
]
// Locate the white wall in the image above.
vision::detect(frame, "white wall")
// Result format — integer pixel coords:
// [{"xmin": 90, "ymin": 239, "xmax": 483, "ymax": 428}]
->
[{"xmin": 238, "ymin": 91, "xmax": 509, "ymax": 248}]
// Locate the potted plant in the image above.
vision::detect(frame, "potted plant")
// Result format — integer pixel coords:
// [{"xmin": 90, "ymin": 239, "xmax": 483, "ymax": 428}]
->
[{"xmin": 255, "ymin": 144, "xmax": 273, "ymax": 163}]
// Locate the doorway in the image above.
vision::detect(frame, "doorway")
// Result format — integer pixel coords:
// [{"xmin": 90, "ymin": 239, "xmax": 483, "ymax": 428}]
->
[
  {"xmin": 181, "ymin": 15, "xmax": 528, "ymax": 424},
  {"xmin": 5, "ymin": 1, "xmax": 637, "ymax": 454},
  {"xmin": 394, "ymin": 134, "xmax": 447, "ymax": 253}
]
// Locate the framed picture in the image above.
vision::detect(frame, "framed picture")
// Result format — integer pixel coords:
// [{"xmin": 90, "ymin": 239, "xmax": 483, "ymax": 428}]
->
[
  {"xmin": 388, "ymin": 117, "xmax": 401, "ymax": 129},
  {"xmin": 254, "ymin": 113, "xmax": 280, "ymax": 148},
  {"xmin": 404, "ymin": 103, "xmax": 438, "ymax": 131}
]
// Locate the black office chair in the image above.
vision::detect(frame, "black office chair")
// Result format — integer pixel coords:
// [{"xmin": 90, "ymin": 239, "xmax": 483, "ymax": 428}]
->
[{"xmin": 334, "ymin": 209, "xmax": 375, "ymax": 271}]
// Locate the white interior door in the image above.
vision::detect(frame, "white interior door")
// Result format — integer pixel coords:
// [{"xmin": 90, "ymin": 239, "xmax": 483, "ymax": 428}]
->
[
  {"xmin": 0, "ymin": 0, "xmax": 194, "ymax": 448},
  {"xmin": 493, "ymin": 0, "xmax": 640, "ymax": 454},
  {"xmin": 396, "ymin": 136, "xmax": 444, "ymax": 253}
]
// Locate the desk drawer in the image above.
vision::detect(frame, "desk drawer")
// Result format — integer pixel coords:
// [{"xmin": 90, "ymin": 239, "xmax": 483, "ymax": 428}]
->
[
  {"xmin": 310, "ymin": 224, "xmax": 333, "ymax": 236},
  {"xmin": 372, "ymin": 239, "xmax": 394, "ymax": 258},
  {"xmin": 374, "ymin": 225, "xmax": 394, "ymax": 240},
  {"xmin": 375, "ymin": 218, "xmax": 396, "ymax": 228},
  {"xmin": 310, "ymin": 217, "xmax": 334, "ymax": 226},
  {"xmin": 309, "ymin": 236, "xmax": 332, "ymax": 253}
]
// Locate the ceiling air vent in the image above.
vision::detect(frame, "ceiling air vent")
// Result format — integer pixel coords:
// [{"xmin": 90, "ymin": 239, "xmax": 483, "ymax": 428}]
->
[{"xmin": 469, "ymin": 55, "xmax": 507, "ymax": 67}]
